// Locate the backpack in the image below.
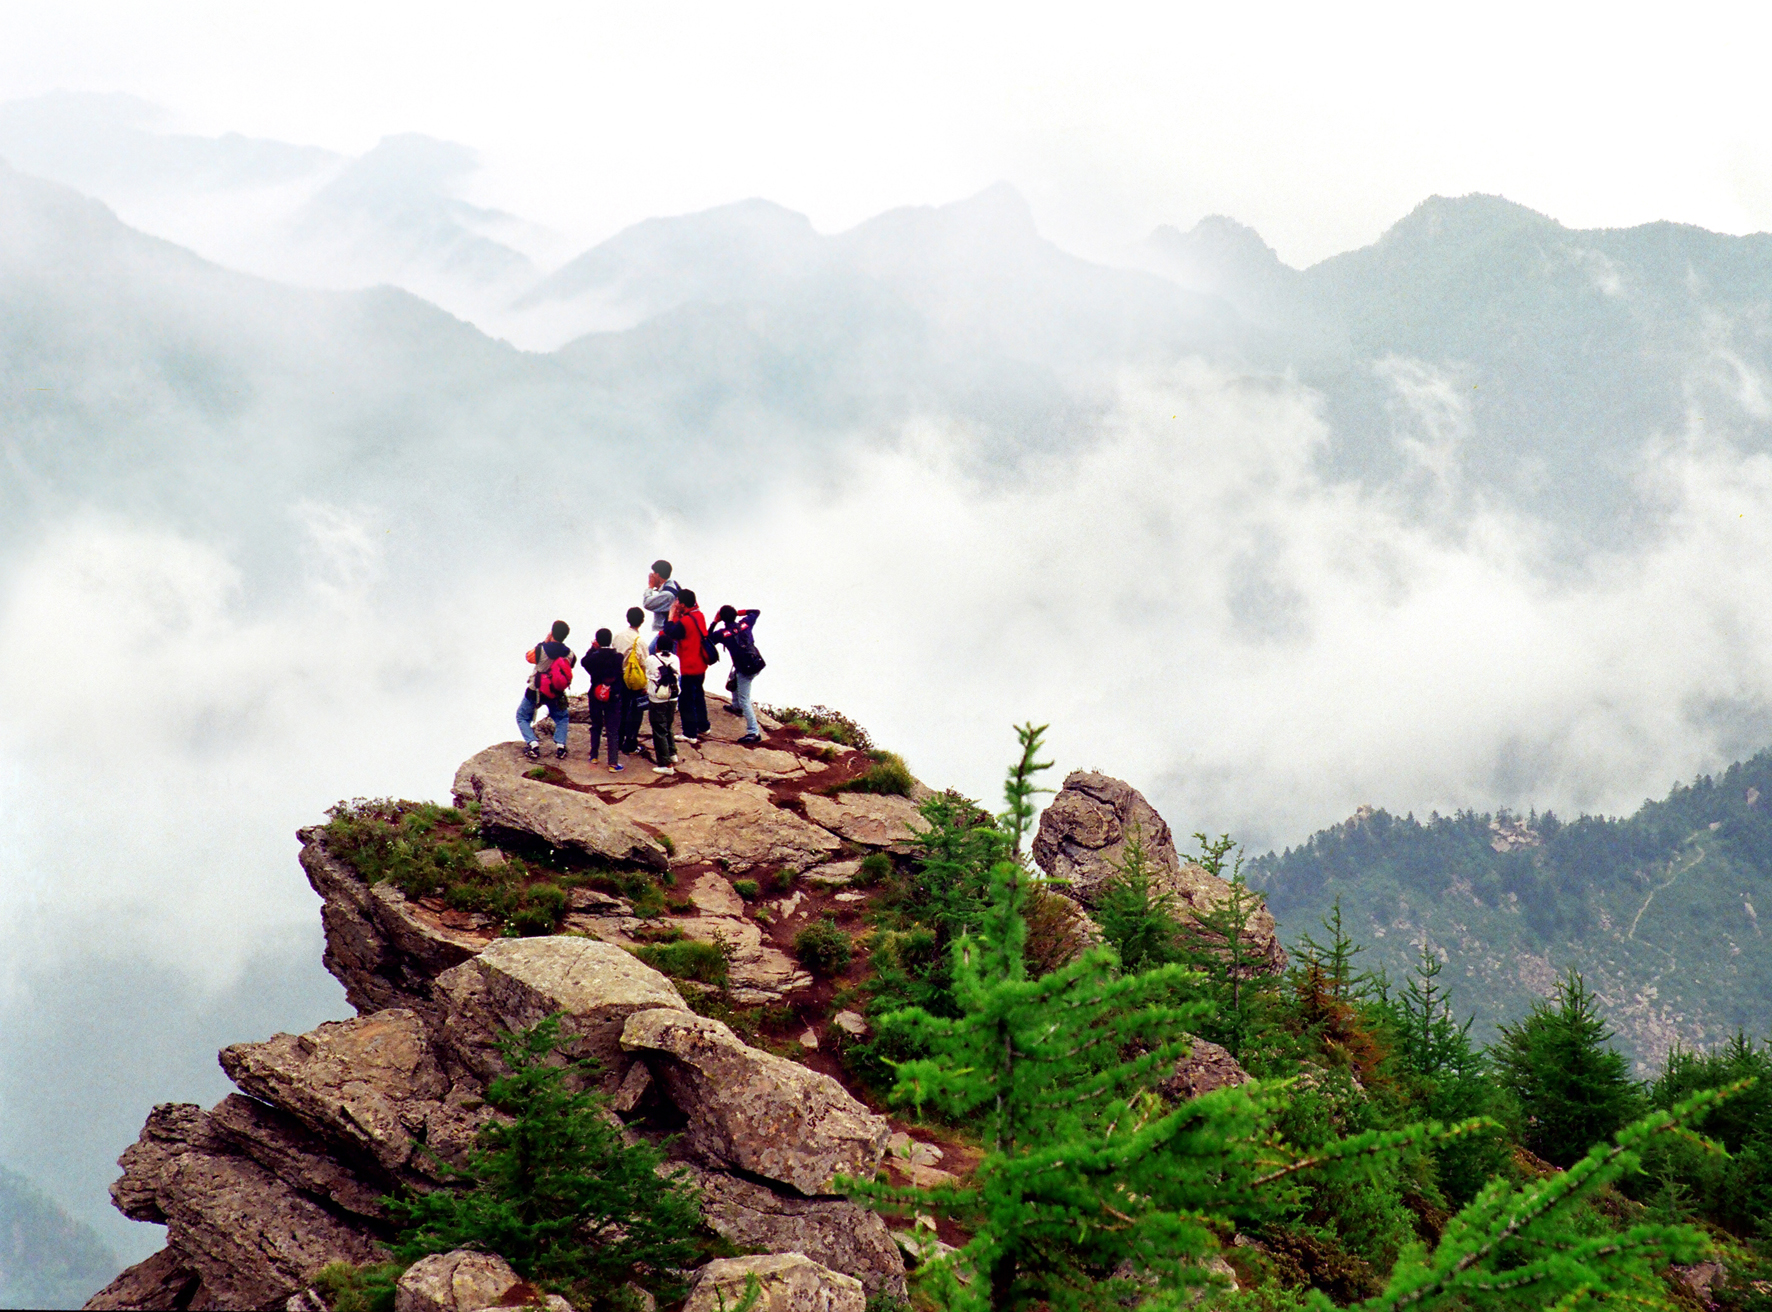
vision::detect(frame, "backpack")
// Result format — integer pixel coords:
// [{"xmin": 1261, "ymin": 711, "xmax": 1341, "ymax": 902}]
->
[
  {"xmin": 622, "ymin": 639, "xmax": 647, "ymax": 692},
  {"xmin": 532, "ymin": 643, "xmax": 574, "ymax": 699},
  {"xmin": 687, "ymin": 612, "xmax": 719, "ymax": 666},
  {"xmin": 727, "ymin": 626, "xmax": 766, "ymax": 679}
]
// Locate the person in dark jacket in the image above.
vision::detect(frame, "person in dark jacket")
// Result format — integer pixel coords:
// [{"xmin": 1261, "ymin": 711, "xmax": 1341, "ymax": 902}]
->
[
  {"xmin": 518, "ymin": 620, "xmax": 576, "ymax": 761},
  {"xmin": 709, "ymin": 605, "xmax": 766, "ymax": 743},
  {"xmin": 671, "ymin": 588, "xmax": 714, "ymax": 743},
  {"xmin": 581, "ymin": 627, "xmax": 627, "ymax": 770}
]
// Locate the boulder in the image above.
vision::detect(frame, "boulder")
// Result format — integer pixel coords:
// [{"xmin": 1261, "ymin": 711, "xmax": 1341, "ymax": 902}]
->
[
  {"xmin": 1161, "ymin": 1037, "xmax": 1253, "ymax": 1102},
  {"xmin": 434, "ymin": 936, "xmax": 689, "ymax": 1087},
  {"xmin": 799, "ymin": 793, "xmax": 928, "ymax": 850},
  {"xmin": 453, "ymin": 746, "xmax": 668, "ymax": 868},
  {"xmin": 610, "ymin": 782, "xmax": 841, "ymax": 873},
  {"xmin": 1031, "ymin": 771, "xmax": 1286, "ymax": 974},
  {"xmin": 684, "ymin": 1165, "xmax": 907, "ymax": 1298},
  {"xmin": 300, "ymin": 828, "xmax": 488, "ymax": 1015},
  {"xmin": 220, "ymin": 1010, "xmax": 451, "ymax": 1177},
  {"xmin": 582, "ymin": 914, "xmax": 810, "ymax": 1004},
  {"xmin": 109, "ymin": 1103, "xmax": 380, "ymax": 1310},
  {"xmin": 621, "ymin": 1010, "xmax": 889, "ymax": 1195},
  {"xmin": 394, "ymin": 1250, "xmax": 571, "ymax": 1312},
  {"xmin": 683, "ymin": 1254, "xmax": 865, "ymax": 1312}
]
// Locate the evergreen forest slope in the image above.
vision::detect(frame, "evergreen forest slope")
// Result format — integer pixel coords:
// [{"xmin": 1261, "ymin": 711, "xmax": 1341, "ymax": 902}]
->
[{"xmin": 1250, "ymin": 746, "xmax": 1772, "ymax": 1069}]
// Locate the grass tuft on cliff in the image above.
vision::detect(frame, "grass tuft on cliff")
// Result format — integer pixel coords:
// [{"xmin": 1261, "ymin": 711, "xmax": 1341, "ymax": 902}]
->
[
  {"xmin": 324, "ymin": 799, "xmax": 570, "ymax": 936},
  {"xmin": 828, "ymin": 750, "xmax": 915, "ymax": 798}
]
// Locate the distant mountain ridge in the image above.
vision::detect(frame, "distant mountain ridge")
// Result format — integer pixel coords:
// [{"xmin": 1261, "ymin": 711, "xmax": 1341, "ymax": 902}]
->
[
  {"xmin": 1249, "ymin": 744, "xmax": 1772, "ymax": 1069},
  {"xmin": 0, "ymin": 1164, "xmax": 118, "ymax": 1308}
]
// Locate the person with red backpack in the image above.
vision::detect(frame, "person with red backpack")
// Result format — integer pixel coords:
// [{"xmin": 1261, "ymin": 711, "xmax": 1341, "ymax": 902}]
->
[
  {"xmin": 518, "ymin": 620, "xmax": 577, "ymax": 761},
  {"xmin": 581, "ymin": 627, "xmax": 627, "ymax": 771},
  {"xmin": 670, "ymin": 589, "xmax": 714, "ymax": 744}
]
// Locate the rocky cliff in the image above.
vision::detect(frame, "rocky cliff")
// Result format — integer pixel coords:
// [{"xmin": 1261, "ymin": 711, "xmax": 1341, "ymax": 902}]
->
[{"xmin": 89, "ymin": 698, "xmax": 1271, "ymax": 1311}]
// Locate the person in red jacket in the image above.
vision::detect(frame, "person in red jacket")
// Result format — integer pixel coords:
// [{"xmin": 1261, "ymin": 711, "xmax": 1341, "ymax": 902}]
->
[{"xmin": 671, "ymin": 589, "xmax": 714, "ymax": 744}]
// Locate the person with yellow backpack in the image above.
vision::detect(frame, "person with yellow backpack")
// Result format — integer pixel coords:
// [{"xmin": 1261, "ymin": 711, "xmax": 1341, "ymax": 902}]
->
[{"xmin": 613, "ymin": 607, "xmax": 651, "ymax": 754}]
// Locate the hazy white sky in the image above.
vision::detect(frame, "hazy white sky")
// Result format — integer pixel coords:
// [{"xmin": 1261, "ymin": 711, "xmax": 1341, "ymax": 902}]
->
[{"xmin": 5, "ymin": 1, "xmax": 1771, "ymax": 266}]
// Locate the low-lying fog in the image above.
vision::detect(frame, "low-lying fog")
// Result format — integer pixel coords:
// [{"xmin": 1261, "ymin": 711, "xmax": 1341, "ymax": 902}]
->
[{"xmin": 10, "ymin": 359, "xmax": 1772, "ymax": 1260}]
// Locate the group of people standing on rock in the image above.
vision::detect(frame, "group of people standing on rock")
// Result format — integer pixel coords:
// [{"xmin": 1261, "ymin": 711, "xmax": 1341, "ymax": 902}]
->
[{"xmin": 515, "ymin": 558, "xmax": 768, "ymax": 776}]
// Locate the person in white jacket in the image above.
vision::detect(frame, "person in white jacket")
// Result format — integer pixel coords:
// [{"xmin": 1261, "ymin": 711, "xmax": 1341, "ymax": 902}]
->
[{"xmin": 644, "ymin": 636, "xmax": 681, "ymax": 774}]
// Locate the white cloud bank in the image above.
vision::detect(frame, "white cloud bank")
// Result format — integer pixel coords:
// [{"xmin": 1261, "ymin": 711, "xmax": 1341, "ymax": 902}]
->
[{"xmin": 8, "ymin": 359, "xmax": 1772, "ymax": 1255}]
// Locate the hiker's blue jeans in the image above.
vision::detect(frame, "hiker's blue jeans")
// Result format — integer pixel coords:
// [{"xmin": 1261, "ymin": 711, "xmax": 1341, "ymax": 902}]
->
[
  {"xmin": 732, "ymin": 672, "xmax": 759, "ymax": 736},
  {"xmin": 517, "ymin": 693, "xmax": 570, "ymax": 747}
]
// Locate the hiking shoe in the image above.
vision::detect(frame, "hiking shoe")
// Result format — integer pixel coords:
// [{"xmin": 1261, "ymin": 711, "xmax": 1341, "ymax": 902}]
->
[
  {"xmin": 738, "ymin": 733, "xmax": 762, "ymax": 745},
  {"xmin": 524, "ymin": 742, "xmax": 541, "ymax": 761},
  {"xmin": 653, "ymin": 765, "xmax": 675, "ymax": 774},
  {"xmin": 555, "ymin": 745, "xmax": 568, "ymax": 760},
  {"xmin": 610, "ymin": 763, "xmax": 625, "ymax": 772},
  {"xmin": 723, "ymin": 705, "xmax": 745, "ymax": 716}
]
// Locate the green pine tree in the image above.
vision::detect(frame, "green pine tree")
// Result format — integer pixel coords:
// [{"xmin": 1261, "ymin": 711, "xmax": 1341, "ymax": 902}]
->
[
  {"xmin": 1380, "ymin": 942, "xmax": 1509, "ymax": 1206},
  {"xmin": 1357, "ymin": 1085, "xmax": 1730, "ymax": 1310},
  {"xmin": 389, "ymin": 1014, "xmax": 703, "ymax": 1304},
  {"xmin": 1177, "ymin": 836, "xmax": 1280, "ymax": 1063},
  {"xmin": 1095, "ymin": 825, "xmax": 1185, "ymax": 975},
  {"xmin": 858, "ymin": 724, "xmax": 1231, "ymax": 1311},
  {"xmin": 1495, "ymin": 968, "xmax": 1642, "ymax": 1168},
  {"xmin": 855, "ymin": 727, "xmax": 1464, "ymax": 1312}
]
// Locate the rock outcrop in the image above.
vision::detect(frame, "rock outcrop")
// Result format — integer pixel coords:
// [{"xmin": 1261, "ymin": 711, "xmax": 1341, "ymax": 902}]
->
[
  {"xmin": 433, "ymin": 937, "xmax": 689, "ymax": 1088},
  {"xmin": 99, "ymin": 1103, "xmax": 382, "ymax": 1310},
  {"xmin": 1032, "ymin": 771, "xmax": 1287, "ymax": 974},
  {"xmin": 300, "ymin": 829, "xmax": 489, "ymax": 1017},
  {"xmin": 1162, "ymin": 1037, "xmax": 1253, "ymax": 1102},
  {"xmin": 94, "ymin": 696, "xmax": 938, "ymax": 1310},
  {"xmin": 610, "ymin": 782, "xmax": 843, "ymax": 873},
  {"xmin": 622, "ymin": 1010, "xmax": 890, "ymax": 1195},
  {"xmin": 798, "ymin": 793, "xmax": 929, "ymax": 850},
  {"xmin": 682, "ymin": 1254, "xmax": 866, "ymax": 1312},
  {"xmin": 453, "ymin": 748, "xmax": 669, "ymax": 869},
  {"xmin": 219, "ymin": 1010, "xmax": 471, "ymax": 1180},
  {"xmin": 684, "ymin": 1166, "xmax": 907, "ymax": 1298}
]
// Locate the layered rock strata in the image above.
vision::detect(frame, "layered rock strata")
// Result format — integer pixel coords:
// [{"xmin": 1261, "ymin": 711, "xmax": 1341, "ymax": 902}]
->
[{"xmin": 92, "ymin": 698, "xmax": 915, "ymax": 1310}]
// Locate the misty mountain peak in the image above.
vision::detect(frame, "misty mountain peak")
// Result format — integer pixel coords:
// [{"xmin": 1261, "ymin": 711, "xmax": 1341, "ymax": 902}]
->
[
  {"xmin": 1375, "ymin": 192, "xmax": 1560, "ymax": 254},
  {"xmin": 312, "ymin": 134, "xmax": 483, "ymax": 207},
  {"xmin": 515, "ymin": 197, "xmax": 824, "ymax": 319},
  {"xmin": 846, "ymin": 181, "xmax": 1041, "ymax": 257}
]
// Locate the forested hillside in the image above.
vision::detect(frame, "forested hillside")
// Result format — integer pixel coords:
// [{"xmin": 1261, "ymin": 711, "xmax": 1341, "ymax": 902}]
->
[{"xmin": 1250, "ymin": 747, "xmax": 1772, "ymax": 1067}]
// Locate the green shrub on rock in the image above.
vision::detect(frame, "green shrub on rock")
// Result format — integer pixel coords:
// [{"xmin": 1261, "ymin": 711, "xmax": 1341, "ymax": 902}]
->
[
  {"xmin": 389, "ymin": 1015, "xmax": 702, "ymax": 1307},
  {"xmin": 855, "ymin": 853, "xmax": 893, "ymax": 887},
  {"xmin": 794, "ymin": 919, "xmax": 853, "ymax": 977},
  {"xmin": 312, "ymin": 1261, "xmax": 401, "ymax": 1312},
  {"xmin": 831, "ymin": 751, "xmax": 914, "ymax": 798}
]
